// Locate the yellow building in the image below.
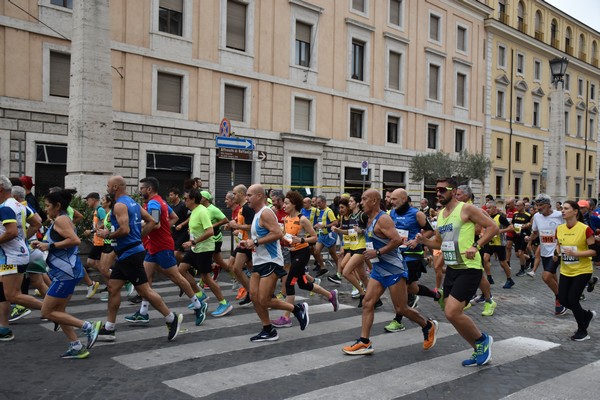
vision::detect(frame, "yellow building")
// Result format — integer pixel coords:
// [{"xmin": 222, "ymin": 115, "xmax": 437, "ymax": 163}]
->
[{"xmin": 484, "ymin": 0, "xmax": 600, "ymax": 200}]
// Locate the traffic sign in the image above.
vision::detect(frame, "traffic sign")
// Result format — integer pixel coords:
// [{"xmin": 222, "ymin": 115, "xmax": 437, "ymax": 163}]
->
[
  {"xmin": 256, "ymin": 151, "xmax": 267, "ymax": 162},
  {"xmin": 217, "ymin": 148, "xmax": 252, "ymax": 160},
  {"xmin": 216, "ymin": 136, "xmax": 254, "ymax": 150},
  {"xmin": 361, "ymin": 160, "xmax": 369, "ymax": 176},
  {"xmin": 219, "ymin": 118, "xmax": 231, "ymax": 137}
]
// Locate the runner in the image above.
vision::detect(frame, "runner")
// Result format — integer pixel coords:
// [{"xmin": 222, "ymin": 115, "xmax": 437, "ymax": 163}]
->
[
  {"xmin": 482, "ymin": 201, "xmax": 515, "ymax": 289},
  {"xmin": 313, "ymin": 195, "xmax": 339, "ymax": 278}
]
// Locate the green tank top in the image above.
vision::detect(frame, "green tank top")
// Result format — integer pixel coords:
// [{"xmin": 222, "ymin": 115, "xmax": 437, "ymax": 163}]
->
[{"xmin": 436, "ymin": 202, "xmax": 482, "ymax": 270}]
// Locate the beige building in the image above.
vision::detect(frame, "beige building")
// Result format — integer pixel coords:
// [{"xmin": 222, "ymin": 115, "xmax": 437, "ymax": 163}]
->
[
  {"xmin": 0, "ymin": 0, "xmax": 491, "ymax": 208},
  {"xmin": 483, "ymin": 0, "xmax": 600, "ymax": 200}
]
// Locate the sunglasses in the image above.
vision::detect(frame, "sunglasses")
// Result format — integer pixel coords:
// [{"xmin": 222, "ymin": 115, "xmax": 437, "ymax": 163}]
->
[{"xmin": 435, "ymin": 187, "xmax": 454, "ymax": 194}]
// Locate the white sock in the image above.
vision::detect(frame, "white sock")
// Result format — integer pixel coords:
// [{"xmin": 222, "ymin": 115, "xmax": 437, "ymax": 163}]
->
[
  {"xmin": 189, "ymin": 295, "xmax": 202, "ymax": 310},
  {"xmin": 105, "ymin": 321, "xmax": 115, "ymax": 331},
  {"xmin": 139, "ymin": 300, "xmax": 150, "ymax": 315},
  {"xmin": 165, "ymin": 312, "xmax": 175, "ymax": 323},
  {"xmin": 71, "ymin": 340, "xmax": 83, "ymax": 350},
  {"xmin": 81, "ymin": 321, "xmax": 91, "ymax": 331}
]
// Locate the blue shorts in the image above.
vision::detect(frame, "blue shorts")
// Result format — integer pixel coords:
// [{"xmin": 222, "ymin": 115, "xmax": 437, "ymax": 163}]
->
[
  {"xmin": 370, "ymin": 267, "xmax": 406, "ymax": 289},
  {"xmin": 144, "ymin": 249, "xmax": 177, "ymax": 269},
  {"xmin": 318, "ymin": 232, "xmax": 338, "ymax": 248},
  {"xmin": 47, "ymin": 277, "xmax": 82, "ymax": 299}
]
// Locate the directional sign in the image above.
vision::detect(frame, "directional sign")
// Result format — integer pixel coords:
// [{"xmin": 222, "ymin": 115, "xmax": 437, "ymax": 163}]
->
[
  {"xmin": 219, "ymin": 118, "xmax": 231, "ymax": 137},
  {"xmin": 256, "ymin": 151, "xmax": 267, "ymax": 162},
  {"xmin": 216, "ymin": 136, "xmax": 254, "ymax": 150},
  {"xmin": 217, "ymin": 148, "xmax": 252, "ymax": 160}
]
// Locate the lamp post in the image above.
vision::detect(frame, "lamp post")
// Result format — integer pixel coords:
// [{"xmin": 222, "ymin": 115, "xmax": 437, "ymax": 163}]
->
[{"xmin": 546, "ymin": 57, "xmax": 569, "ymax": 204}]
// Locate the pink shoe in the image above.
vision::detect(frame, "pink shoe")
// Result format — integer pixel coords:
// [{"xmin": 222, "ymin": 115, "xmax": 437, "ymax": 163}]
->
[{"xmin": 271, "ymin": 316, "xmax": 292, "ymax": 328}]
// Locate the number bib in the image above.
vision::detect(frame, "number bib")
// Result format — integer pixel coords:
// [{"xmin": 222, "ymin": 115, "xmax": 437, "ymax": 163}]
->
[
  {"xmin": 540, "ymin": 229, "xmax": 556, "ymax": 245},
  {"xmin": 513, "ymin": 223, "xmax": 522, "ymax": 234},
  {"xmin": 0, "ymin": 264, "xmax": 18, "ymax": 275},
  {"xmin": 347, "ymin": 229, "xmax": 359, "ymax": 245},
  {"xmin": 441, "ymin": 241, "xmax": 458, "ymax": 265},
  {"xmin": 366, "ymin": 242, "xmax": 379, "ymax": 263},
  {"xmin": 397, "ymin": 229, "xmax": 409, "ymax": 248},
  {"xmin": 561, "ymin": 245, "xmax": 579, "ymax": 265}
]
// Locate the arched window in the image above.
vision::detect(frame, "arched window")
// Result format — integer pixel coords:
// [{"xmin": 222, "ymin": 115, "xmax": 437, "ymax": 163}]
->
[
  {"xmin": 517, "ymin": 1, "xmax": 526, "ymax": 32},
  {"xmin": 565, "ymin": 26, "xmax": 572, "ymax": 54},
  {"xmin": 579, "ymin": 34, "xmax": 586, "ymax": 60},
  {"xmin": 534, "ymin": 10, "xmax": 543, "ymax": 40},
  {"xmin": 592, "ymin": 40, "xmax": 598, "ymax": 65},
  {"xmin": 499, "ymin": 0, "xmax": 508, "ymax": 24},
  {"xmin": 551, "ymin": 19, "xmax": 558, "ymax": 48}
]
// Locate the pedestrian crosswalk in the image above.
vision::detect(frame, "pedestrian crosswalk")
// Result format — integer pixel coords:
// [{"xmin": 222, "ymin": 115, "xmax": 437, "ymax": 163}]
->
[{"xmin": 30, "ymin": 280, "xmax": 599, "ymax": 399}]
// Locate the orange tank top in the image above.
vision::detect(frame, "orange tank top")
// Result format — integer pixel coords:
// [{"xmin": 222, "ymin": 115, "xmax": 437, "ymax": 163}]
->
[{"xmin": 284, "ymin": 215, "xmax": 308, "ymax": 251}]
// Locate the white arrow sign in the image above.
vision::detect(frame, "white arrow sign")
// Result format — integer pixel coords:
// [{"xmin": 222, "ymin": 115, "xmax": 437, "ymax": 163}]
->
[{"xmin": 215, "ymin": 136, "xmax": 255, "ymax": 150}]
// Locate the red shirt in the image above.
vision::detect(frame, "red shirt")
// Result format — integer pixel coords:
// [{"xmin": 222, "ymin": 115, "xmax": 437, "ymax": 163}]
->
[
  {"xmin": 505, "ymin": 207, "xmax": 517, "ymax": 239},
  {"xmin": 143, "ymin": 194, "xmax": 175, "ymax": 254}
]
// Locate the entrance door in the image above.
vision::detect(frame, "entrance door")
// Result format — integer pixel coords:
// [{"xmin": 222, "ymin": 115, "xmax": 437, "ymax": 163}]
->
[
  {"xmin": 215, "ymin": 158, "xmax": 252, "ymax": 220},
  {"xmin": 291, "ymin": 157, "xmax": 315, "ymax": 197}
]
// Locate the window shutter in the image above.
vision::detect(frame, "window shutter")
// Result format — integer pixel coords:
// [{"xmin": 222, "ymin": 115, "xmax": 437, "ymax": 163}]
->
[
  {"xmin": 159, "ymin": 0, "xmax": 183, "ymax": 12},
  {"xmin": 390, "ymin": 0, "xmax": 401, "ymax": 25},
  {"xmin": 389, "ymin": 52, "xmax": 400, "ymax": 90},
  {"xmin": 296, "ymin": 21, "xmax": 311, "ymax": 44},
  {"xmin": 157, "ymin": 72, "xmax": 182, "ymax": 113},
  {"xmin": 352, "ymin": 0, "xmax": 365, "ymax": 12},
  {"xmin": 294, "ymin": 98, "xmax": 310, "ymax": 131},
  {"xmin": 50, "ymin": 52, "xmax": 71, "ymax": 98},
  {"xmin": 227, "ymin": 1, "xmax": 246, "ymax": 51},
  {"xmin": 225, "ymin": 85, "xmax": 245, "ymax": 121}
]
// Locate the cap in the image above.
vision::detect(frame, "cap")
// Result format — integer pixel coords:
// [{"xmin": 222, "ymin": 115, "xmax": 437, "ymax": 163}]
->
[
  {"xmin": 200, "ymin": 190, "xmax": 212, "ymax": 201},
  {"xmin": 19, "ymin": 175, "xmax": 34, "ymax": 189},
  {"xmin": 85, "ymin": 192, "xmax": 100, "ymax": 200},
  {"xmin": 577, "ymin": 200, "xmax": 590, "ymax": 208}
]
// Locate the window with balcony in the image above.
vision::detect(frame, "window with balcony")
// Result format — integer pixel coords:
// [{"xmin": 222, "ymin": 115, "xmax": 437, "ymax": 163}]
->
[
  {"xmin": 534, "ymin": 11, "xmax": 543, "ymax": 40},
  {"xmin": 565, "ymin": 27, "xmax": 573, "ymax": 55},
  {"xmin": 551, "ymin": 19, "xmax": 558, "ymax": 48},
  {"xmin": 592, "ymin": 41, "xmax": 598, "ymax": 66},
  {"xmin": 499, "ymin": 0, "xmax": 508, "ymax": 24},
  {"xmin": 517, "ymin": 1, "xmax": 526, "ymax": 33},
  {"xmin": 295, "ymin": 21, "xmax": 312, "ymax": 68},
  {"xmin": 579, "ymin": 34, "xmax": 586, "ymax": 60},
  {"xmin": 158, "ymin": 0, "xmax": 183, "ymax": 36}
]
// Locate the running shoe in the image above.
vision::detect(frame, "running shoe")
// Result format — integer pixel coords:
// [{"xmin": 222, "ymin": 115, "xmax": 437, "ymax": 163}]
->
[
  {"xmin": 462, "ymin": 353, "xmax": 478, "ymax": 366},
  {"xmin": 271, "ymin": 316, "xmax": 292, "ymax": 328},
  {"xmin": 293, "ymin": 302, "xmax": 309, "ymax": 330},
  {"xmin": 312, "ymin": 263, "xmax": 321, "ymax": 272},
  {"xmin": 250, "ymin": 328, "xmax": 279, "ymax": 342},
  {"xmin": 97, "ymin": 326, "xmax": 116, "ymax": 342},
  {"xmin": 571, "ymin": 331, "xmax": 591, "ymax": 341},
  {"xmin": 408, "ymin": 294, "xmax": 420, "ymax": 309},
  {"xmin": 329, "ymin": 289, "xmax": 339, "ymax": 312},
  {"xmin": 463, "ymin": 302, "xmax": 472, "ymax": 311},
  {"xmin": 167, "ymin": 313, "xmax": 183, "ymax": 341},
  {"xmin": 125, "ymin": 282, "xmax": 134, "ymax": 296},
  {"xmin": 526, "ymin": 269, "xmax": 535, "ymax": 277},
  {"xmin": 515, "ymin": 269, "xmax": 526, "ymax": 277},
  {"xmin": 195, "ymin": 302, "xmax": 208, "ymax": 326},
  {"xmin": 474, "ymin": 333, "xmax": 493, "ymax": 366},
  {"xmin": 487, "ymin": 275, "xmax": 495, "ymax": 285},
  {"xmin": 86, "ymin": 281, "xmax": 100, "ymax": 299},
  {"xmin": 470, "ymin": 293, "xmax": 484, "ymax": 304},
  {"xmin": 351, "ymin": 286, "xmax": 361, "ymax": 299},
  {"xmin": 231, "ymin": 278, "xmax": 240, "ymax": 291},
  {"xmin": 211, "ymin": 302, "xmax": 233, "ymax": 317},
  {"xmin": 9, "ymin": 305, "xmax": 31, "ymax": 322},
  {"xmin": 53, "ymin": 322, "xmax": 61, "ymax": 332},
  {"xmin": 85, "ymin": 321, "xmax": 102, "ymax": 349},
  {"xmin": 342, "ymin": 339, "xmax": 374, "ymax": 355},
  {"xmin": 384, "ymin": 320, "xmax": 406, "ymax": 333},
  {"xmin": 481, "ymin": 300, "xmax": 497, "ymax": 317},
  {"xmin": 0, "ymin": 329, "xmax": 14, "ymax": 342},
  {"xmin": 100, "ymin": 294, "xmax": 109, "ymax": 302},
  {"xmin": 310, "ymin": 278, "xmax": 321, "ymax": 296},
  {"xmin": 128, "ymin": 293, "xmax": 142, "ymax": 304},
  {"xmin": 327, "ymin": 274, "xmax": 342, "ymax": 285},
  {"xmin": 33, "ymin": 289, "xmax": 42, "ymax": 297},
  {"xmin": 586, "ymin": 310, "xmax": 597, "ymax": 330},
  {"xmin": 588, "ymin": 276, "xmax": 599, "ymax": 293},
  {"xmin": 187, "ymin": 292, "xmax": 209, "ymax": 309},
  {"xmin": 422, "ymin": 319, "xmax": 438, "ymax": 351},
  {"xmin": 502, "ymin": 279, "xmax": 515, "ymax": 289},
  {"xmin": 239, "ymin": 294, "xmax": 252, "ymax": 306},
  {"xmin": 316, "ymin": 268, "xmax": 328, "ymax": 277},
  {"xmin": 374, "ymin": 298, "xmax": 383, "ymax": 309},
  {"xmin": 124, "ymin": 311, "xmax": 150, "ymax": 324},
  {"xmin": 235, "ymin": 287, "xmax": 247, "ymax": 300},
  {"xmin": 61, "ymin": 345, "xmax": 90, "ymax": 359},
  {"xmin": 555, "ymin": 304, "xmax": 568, "ymax": 316}
]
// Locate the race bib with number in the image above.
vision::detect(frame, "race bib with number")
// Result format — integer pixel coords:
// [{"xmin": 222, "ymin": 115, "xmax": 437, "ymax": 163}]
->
[
  {"xmin": 366, "ymin": 242, "xmax": 379, "ymax": 263},
  {"xmin": 397, "ymin": 229, "xmax": 409, "ymax": 248},
  {"xmin": 347, "ymin": 229, "xmax": 358, "ymax": 245},
  {"xmin": 513, "ymin": 223, "xmax": 522, "ymax": 234},
  {"xmin": 441, "ymin": 241, "xmax": 458, "ymax": 265},
  {"xmin": 540, "ymin": 230, "xmax": 556, "ymax": 245},
  {"xmin": 0, "ymin": 264, "xmax": 18, "ymax": 275},
  {"xmin": 561, "ymin": 245, "xmax": 579, "ymax": 265}
]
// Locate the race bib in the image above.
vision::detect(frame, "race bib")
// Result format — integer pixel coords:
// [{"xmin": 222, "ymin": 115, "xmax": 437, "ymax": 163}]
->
[
  {"xmin": 561, "ymin": 245, "xmax": 579, "ymax": 265},
  {"xmin": 441, "ymin": 241, "xmax": 458, "ymax": 265},
  {"xmin": 366, "ymin": 242, "xmax": 379, "ymax": 263},
  {"xmin": 347, "ymin": 229, "xmax": 359, "ymax": 245},
  {"xmin": 513, "ymin": 223, "xmax": 522, "ymax": 234},
  {"xmin": 397, "ymin": 229, "xmax": 409, "ymax": 248},
  {"xmin": 540, "ymin": 230, "xmax": 555, "ymax": 245},
  {"xmin": 0, "ymin": 264, "xmax": 18, "ymax": 275}
]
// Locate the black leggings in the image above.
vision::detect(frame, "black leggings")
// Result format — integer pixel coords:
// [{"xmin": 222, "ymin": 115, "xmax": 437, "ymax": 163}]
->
[
  {"xmin": 558, "ymin": 273, "xmax": 592, "ymax": 332},
  {"xmin": 285, "ymin": 247, "xmax": 314, "ymax": 296}
]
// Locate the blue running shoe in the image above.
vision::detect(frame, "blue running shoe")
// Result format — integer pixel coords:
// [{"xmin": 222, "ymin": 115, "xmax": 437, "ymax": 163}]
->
[
  {"xmin": 502, "ymin": 279, "xmax": 515, "ymax": 289},
  {"xmin": 195, "ymin": 302, "xmax": 208, "ymax": 326},
  {"xmin": 462, "ymin": 352, "xmax": 478, "ymax": 367},
  {"xmin": 61, "ymin": 345, "xmax": 90, "ymax": 359},
  {"xmin": 474, "ymin": 333, "xmax": 493, "ymax": 366},
  {"xmin": 188, "ymin": 292, "xmax": 209, "ymax": 309},
  {"xmin": 293, "ymin": 302, "xmax": 309, "ymax": 331},
  {"xmin": 124, "ymin": 311, "xmax": 149, "ymax": 324},
  {"xmin": 85, "ymin": 321, "xmax": 102, "ymax": 349},
  {"xmin": 211, "ymin": 302, "xmax": 233, "ymax": 317}
]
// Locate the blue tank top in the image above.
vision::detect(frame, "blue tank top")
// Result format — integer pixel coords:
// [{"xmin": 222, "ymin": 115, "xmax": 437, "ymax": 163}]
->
[
  {"xmin": 366, "ymin": 211, "xmax": 405, "ymax": 276},
  {"xmin": 111, "ymin": 195, "xmax": 145, "ymax": 260},
  {"xmin": 45, "ymin": 216, "xmax": 84, "ymax": 281},
  {"xmin": 389, "ymin": 207, "xmax": 424, "ymax": 261}
]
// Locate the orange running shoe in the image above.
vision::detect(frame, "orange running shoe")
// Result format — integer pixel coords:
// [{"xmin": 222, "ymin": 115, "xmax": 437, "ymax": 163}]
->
[
  {"xmin": 423, "ymin": 319, "xmax": 438, "ymax": 351},
  {"xmin": 235, "ymin": 287, "xmax": 247, "ymax": 300}
]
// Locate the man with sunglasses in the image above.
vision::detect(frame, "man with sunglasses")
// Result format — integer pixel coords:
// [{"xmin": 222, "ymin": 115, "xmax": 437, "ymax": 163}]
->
[
  {"xmin": 526, "ymin": 194, "xmax": 567, "ymax": 316},
  {"xmin": 417, "ymin": 177, "xmax": 498, "ymax": 367}
]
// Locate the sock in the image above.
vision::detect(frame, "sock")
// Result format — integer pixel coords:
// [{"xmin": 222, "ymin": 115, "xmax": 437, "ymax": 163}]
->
[
  {"xmin": 417, "ymin": 284, "xmax": 437, "ymax": 299},
  {"xmin": 70, "ymin": 340, "xmax": 83, "ymax": 350},
  {"xmin": 190, "ymin": 295, "xmax": 202, "ymax": 309},
  {"xmin": 220, "ymin": 299, "xmax": 227, "ymax": 305},
  {"xmin": 81, "ymin": 321, "xmax": 92, "ymax": 331},
  {"xmin": 0, "ymin": 327, "xmax": 10, "ymax": 334},
  {"xmin": 165, "ymin": 312, "xmax": 175, "ymax": 323},
  {"xmin": 263, "ymin": 324, "xmax": 274, "ymax": 332},
  {"xmin": 139, "ymin": 300, "xmax": 150, "ymax": 315},
  {"xmin": 293, "ymin": 304, "xmax": 302, "ymax": 314},
  {"xmin": 359, "ymin": 336, "xmax": 370, "ymax": 344},
  {"xmin": 485, "ymin": 298, "xmax": 493, "ymax": 303},
  {"xmin": 520, "ymin": 264, "xmax": 525, "ymax": 271},
  {"xmin": 88, "ymin": 282, "xmax": 95, "ymax": 288},
  {"xmin": 394, "ymin": 313, "xmax": 403, "ymax": 323},
  {"xmin": 476, "ymin": 334, "xmax": 486, "ymax": 343},
  {"xmin": 105, "ymin": 321, "xmax": 115, "ymax": 331}
]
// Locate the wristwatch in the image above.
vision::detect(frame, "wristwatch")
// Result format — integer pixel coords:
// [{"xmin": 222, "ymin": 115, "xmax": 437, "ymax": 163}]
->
[
  {"xmin": 376, "ymin": 250, "xmax": 381, "ymax": 256},
  {"xmin": 473, "ymin": 242, "xmax": 482, "ymax": 251},
  {"xmin": 253, "ymin": 238, "xmax": 259, "ymax": 247}
]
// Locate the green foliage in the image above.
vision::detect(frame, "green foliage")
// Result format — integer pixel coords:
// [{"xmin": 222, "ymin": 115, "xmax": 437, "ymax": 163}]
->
[
  {"xmin": 410, "ymin": 151, "xmax": 491, "ymax": 184},
  {"xmin": 70, "ymin": 195, "xmax": 94, "ymax": 240}
]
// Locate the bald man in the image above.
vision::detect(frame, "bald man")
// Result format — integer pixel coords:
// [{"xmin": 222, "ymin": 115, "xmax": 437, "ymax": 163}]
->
[
  {"xmin": 239, "ymin": 184, "xmax": 309, "ymax": 342},
  {"xmin": 96, "ymin": 176, "xmax": 183, "ymax": 343},
  {"xmin": 343, "ymin": 190, "xmax": 438, "ymax": 355}
]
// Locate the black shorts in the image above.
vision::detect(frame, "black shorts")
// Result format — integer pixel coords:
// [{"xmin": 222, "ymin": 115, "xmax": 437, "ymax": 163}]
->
[
  {"xmin": 443, "ymin": 267, "xmax": 482, "ymax": 303},
  {"xmin": 88, "ymin": 245, "xmax": 104, "ymax": 261},
  {"xmin": 232, "ymin": 246, "xmax": 252, "ymax": 260},
  {"xmin": 0, "ymin": 282, "xmax": 5, "ymax": 302},
  {"xmin": 173, "ymin": 234, "xmax": 187, "ymax": 252},
  {"xmin": 347, "ymin": 248, "xmax": 365, "ymax": 256},
  {"xmin": 102, "ymin": 244, "xmax": 114, "ymax": 254},
  {"xmin": 252, "ymin": 262, "xmax": 287, "ymax": 279},
  {"xmin": 541, "ymin": 256, "xmax": 560, "ymax": 274},
  {"xmin": 405, "ymin": 259, "xmax": 425, "ymax": 283},
  {"xmin": 514, "ymin": 235, "xmax": 528, "ymax": 252},
  {"xmin": 483, "ymin": 245, "xmax": 507, "ymax": 261},
  {"xmin": 110, "ymin": 251, "xmax": 148, "ymax": 286},
  {"xmin": 182, "ymin": 251, "xmax": 214, "ymax": 274},
  {"xmin": 214, "ymin": 241, "xmax": 222, "ymax": 254}
]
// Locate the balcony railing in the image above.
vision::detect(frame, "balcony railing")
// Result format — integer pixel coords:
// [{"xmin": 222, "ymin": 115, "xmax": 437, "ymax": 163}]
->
[
  {"xmin": 592, "ymin": 57, "xmax": 599, "ymax": 67},
  {"xmin": 551, "ymin": 38, "xmax": 559, "ymax": 49},
  {"xmin": 499, "ymin": 12, "xmax": 509, "ymax": 25},
  {"xmin": 535, "ymin": 31, "xmax": 544, "ymax": 41},
  {"xmin": 518, "ymin": 21, "xmax": 527, "ymax": 33},
  {"xmin": 566, "ymin": 45, "xmax": 574, "ymax": 55},
  {"xmin": 579, "ymin": 51, "xmax": 587, "ymax": 62}
]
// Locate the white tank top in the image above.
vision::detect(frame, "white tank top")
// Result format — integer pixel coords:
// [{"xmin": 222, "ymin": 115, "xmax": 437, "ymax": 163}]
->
[{"xmin": 251, "ymin": 206, "xmax": 284, "ymax": 266}]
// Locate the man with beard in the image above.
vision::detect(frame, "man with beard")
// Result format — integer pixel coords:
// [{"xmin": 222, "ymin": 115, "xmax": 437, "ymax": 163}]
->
[{"xmin": 417, "ymin": 177, "xmax": 498, "ymax": 366}]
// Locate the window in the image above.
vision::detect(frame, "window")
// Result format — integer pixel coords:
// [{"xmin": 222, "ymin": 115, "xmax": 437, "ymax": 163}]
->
[
  {"xmin": 532, "ymin": 179, "xmax": 538, "ymax": 196},
  {"xmin": 36, "ymin": 143, "xmax": 67, "ymax": 196},
  {"xmin": 457, "ymin": 26, "xmax": 467, "ymax": 52},
  {"xmin": 157, "ymin": 72, "xmax": 182, "ymax": 113},
  {"xmin": 534, "ymin": 60, "xmax": 541, "ymax": 81},
  {"xmin": 514, "ymin": 177, "xmax": 521, "ymax": 197},
  {"xmin": 591, "ymin": 84, "xmax": 596, "ymax": 100},
  {"xmin": 535, "ymin": 11, "xmax": 543, "ymax": 39},
  {"xmin": 350, "ymin": 109, "xmax": 364, "ymax": 138},
  {"xmin": 428, "ymin": 64, "xmax": 440, "ymax": 100},
  {"xmin": 49, "ymin": 51, "xmax": 70, "ymax": 98},
  {"xmin": 388, "ymin": 51, "xmax": 401, "ymax": 90},
  {"xmin": 429, "ymin": 14, "xmax": 441, "ymax": 42},
  {"xmin": 565, "ymin": 111, "xmax": 570, "ymax": 135},
  {"xmin": 589, "ymin": 155, "xmax": 594, "ymax": 172},
  {"xmin": 158, "ymin": 0, "xmax": 183, "ymax": 36},
  {"xmin": 533, "ymin": 101, "xmax": 540, "ymax": 127},
  {"xmin": 580, "ymin": 34, "xmax": 586, "ymax": 59},
  {"xmin": 576, "ymin": 182, "xmax": 581, "ymax": 199},
  {"xmin": 578, "ymin": 78, "xmax": 584, "ymax": 97},
  {"xmin": 515, "ymin": 141, "xmax": 521, "ymax": 162},
  {"xmin": 351, "ymin": 40, "xmax": 365, "ymax": 81},
  {"xmin": 224, "ymin": 84, "xmax": 245, "ymax": 121},
  {"xmin": 496, "ymin": 138, "xmax": 503, "ymax": 159},
  {"xmin": 387, "ymin": 116, "xmax": 399, "ymax": 144},
  {"xmin": 532, "ymin": 144, "xmax": 538, "ymax": 164},
  {"xmin": 352, "ymin": 0, "xmax": 366, "ymax": 13},
  {"xmin": 589, "ymin": 184, "xmax": 593, "ymax": 198},
  {"xmin": 495, "ymin": 176, "xmax": 503, "ymax": 197},
  {"xmin": 389, "ymin": 0, "xmax": 402, "ymax": 27},
  {"xmin": 427, "ymin": 124, "xmax": 438, "ymax": 149},
  {"xmin": 565, "ymin": 27, "xmax": 573, "ymax": 54},
  {"xmin": 496, "ymin": 90, "xmax": 505, "ymax": 117},
  {"xmin": 51, "ymin": 0, "xmax": 72, "ymax": 8},
  {"xmin": 576, "ymin": 153, "xmax": 581, "ymax": 170},
  {"xmin": 590, "ymin": 117, "xmax": 595, "ymax": 140},
  {"xmin": 455, "ymin": 129, "xmax": 465, "ymax": 152},
  {"xmin": 295, "ymin": 21, "xmax": 311, "ymax": 67},
  {"xmin": 565, "ymin": 73, "xmax": 571, "ymax": 91},
  {"xmin": 294, "ymin": 97, "xmax": 311, "ymax": 131},
  {"xmin": 146, "ymin": 152, "xmax": 193, "ymax": 198},
  {"xmin": 551, "ymin": 19, "xmax": 558, "ymax": 47},
  {"xmin": 456, "ymin": 73, "xmax": 466, "ymax": 107},
  {"xmin": 516, "ymin": 96, "xmax": 523, "ymax": 122},
  {"xmin": 516, "ymin": 53, "xmax": 524, "ymax": 75},
  {"xmin": 498, "ymin": 45, "xmax": 506, "ymax": 68},
  {"xmin": 577, "ymin": 114, "xmax": 583, "ymax": 137},
  {"xmin": 226, "ymin": 0, "xmax": 247, "ymax": 51},
  {"xmin": 517, "ymin": 1, "xmax": 525, "ymax": 32}
]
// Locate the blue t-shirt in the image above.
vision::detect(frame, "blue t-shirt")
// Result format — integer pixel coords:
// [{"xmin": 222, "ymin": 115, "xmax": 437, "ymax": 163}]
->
[{"xmin": 111, "ymin": 195, "xmax": 145, "ymax": 260}]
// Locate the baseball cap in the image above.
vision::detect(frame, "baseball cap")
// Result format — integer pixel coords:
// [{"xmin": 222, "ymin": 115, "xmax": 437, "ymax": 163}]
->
[
  {"xmin": 19, "ymin": 175, "xmax": 34, "ymax": 189},
  {"xmin": 577, "ymin": 200, "xmax": 590, "ymax": 208},
  {"xmin": 85, "ymin": 192, "xmax": 100, "ymax": 200},
  {"xmin": 200, "ymin": 190, "xmax": 212, "ymax": 201}
]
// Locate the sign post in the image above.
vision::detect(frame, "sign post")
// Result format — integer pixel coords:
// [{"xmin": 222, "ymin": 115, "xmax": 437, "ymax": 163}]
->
[{"xmin": 361, "ymin": 160, "xmax": 368, "ymax": 193}]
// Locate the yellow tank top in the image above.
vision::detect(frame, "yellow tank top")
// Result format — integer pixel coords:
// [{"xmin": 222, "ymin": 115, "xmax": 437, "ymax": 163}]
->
[{"xmin": 556, "ymin": 221, "xmax": 593, "ymax": 277}]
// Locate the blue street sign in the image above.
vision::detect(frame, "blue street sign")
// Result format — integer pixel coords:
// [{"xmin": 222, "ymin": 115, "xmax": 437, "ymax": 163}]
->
[{"xmin": 215, "ymin": 136, "xmax": 255, "ymax": 150}]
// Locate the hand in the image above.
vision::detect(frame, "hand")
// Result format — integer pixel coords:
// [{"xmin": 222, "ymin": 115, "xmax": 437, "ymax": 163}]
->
[
  {"xmin": 31, "ymin": 241, "xmax": 49, "ymax": 251},
  {"xmin": 464, "ymin": 246, "xmax": 478, "ymax": 259},
  {"xmin": 239, "ymin": 239, "xmax": 254, "ymax": 249},
  {"xmin": 182, "ymin": 241, "xmax": 193, "ymax": 249},
  {"xmin": 363, "ymin": 249, "xmax": 377, "ymax": 260},
  {"xmin": 405, "ymin": 239, "xmax": 417, "ymax": 249},
  {"xmin": 175, "ymin": 224, "xmax": 182, "ymax": 231},
  {"xmin": 96, "ymin": 228, "xmax": 110, "ymax": 239},
  {"xmin": 83, "ymin": 230, "xmax": 91, "ymax": 237}
]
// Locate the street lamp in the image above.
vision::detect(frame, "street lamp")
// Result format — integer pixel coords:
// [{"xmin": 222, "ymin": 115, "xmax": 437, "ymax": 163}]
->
[{"xmin": 546, "ymin": 56, "xmax": 569, "ymax": 203}]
